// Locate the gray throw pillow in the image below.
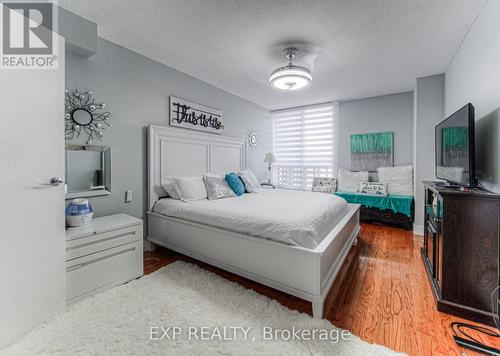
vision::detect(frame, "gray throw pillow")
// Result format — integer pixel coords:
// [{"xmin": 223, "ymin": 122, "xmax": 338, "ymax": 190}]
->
[{"xmin": 203, "ymin": 175, "xmax": 237, "ymax": 200}]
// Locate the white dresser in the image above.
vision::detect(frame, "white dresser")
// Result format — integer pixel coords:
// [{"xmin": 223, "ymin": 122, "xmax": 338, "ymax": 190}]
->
[{"xmin": 65, "ymin": 214, "xmax": 143, "ymax": 304}]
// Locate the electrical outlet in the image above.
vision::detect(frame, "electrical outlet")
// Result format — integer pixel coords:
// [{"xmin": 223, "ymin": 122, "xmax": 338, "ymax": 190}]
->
[{"xmin": 125, "ymin": 190, "xmax": 132, "ymax": 203}]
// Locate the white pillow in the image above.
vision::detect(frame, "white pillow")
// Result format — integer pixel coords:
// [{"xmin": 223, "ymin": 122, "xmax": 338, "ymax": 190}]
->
[
  {"xmin": 337, "ymin": 169, "xmax": 369, "ymax": 192},
  {"xmin": 238, "ymin": 169, "xmax": 261, "ymax": 193},
  {"xmin": 377, "ymin": 165, "xmax": 413, "ymax": 196},
  {"xmin": 359, "ymin": 182, "xmax": 387, "ymax": 196},
  {"xmin": 203, "ymin": 174, "xmax": 236, "ymax": 200},
  {"xmin": 161, "ymin": 177, "xmax": 180, "ymax": 200},
  {"xmin": 172, "ymin": 177, "xmax": 208, "ymax": 202}
]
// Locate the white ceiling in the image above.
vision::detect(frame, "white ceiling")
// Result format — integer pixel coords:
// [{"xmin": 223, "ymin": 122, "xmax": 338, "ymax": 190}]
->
[{"xmin": 59, "ymin": 0, "xmax": 485, "ymax": 110}]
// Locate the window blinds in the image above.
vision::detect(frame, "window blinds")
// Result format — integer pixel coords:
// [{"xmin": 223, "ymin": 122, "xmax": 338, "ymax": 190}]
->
[{"xmin": 272, "ymin": 102, "xmax": 339, "ymax": 190}]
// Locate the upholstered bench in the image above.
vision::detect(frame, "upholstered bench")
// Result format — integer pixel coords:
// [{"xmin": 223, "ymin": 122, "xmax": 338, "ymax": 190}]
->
[{"xmin": 335, "ymin": 192, "xmax": 414, "ymax": 230}]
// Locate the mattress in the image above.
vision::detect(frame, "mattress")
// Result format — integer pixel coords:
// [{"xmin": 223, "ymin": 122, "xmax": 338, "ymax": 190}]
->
[{"xmin": 153, "ymin": 189, "xmax": 349, "ymax": 249}]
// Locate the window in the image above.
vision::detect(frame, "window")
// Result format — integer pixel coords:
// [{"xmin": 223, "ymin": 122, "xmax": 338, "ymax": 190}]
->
[{"xmin": 272, "ymin": 102, "xmax": 339, "ymax": 190}]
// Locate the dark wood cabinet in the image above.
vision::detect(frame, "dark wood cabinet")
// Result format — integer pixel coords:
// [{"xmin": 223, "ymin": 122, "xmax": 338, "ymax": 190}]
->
[{"xmin": 422, "ymin": 181, "xmax": 500, "ymax": 326}]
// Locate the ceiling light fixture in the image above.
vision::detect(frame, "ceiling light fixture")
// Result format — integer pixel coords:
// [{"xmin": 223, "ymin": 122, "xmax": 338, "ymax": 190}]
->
[{"xmin": 269, "ymin": 48, "xmax": 312, "ymax": 92}]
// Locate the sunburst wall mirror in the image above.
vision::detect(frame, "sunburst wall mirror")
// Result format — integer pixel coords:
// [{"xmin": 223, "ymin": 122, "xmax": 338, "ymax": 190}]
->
[
  {"xmin": 65, "ymin": 89, "xmax": 112, "ymax": 145},
  {"xmin": 247, "ymin": 129, "xmax": 258, "ymax": 150}
]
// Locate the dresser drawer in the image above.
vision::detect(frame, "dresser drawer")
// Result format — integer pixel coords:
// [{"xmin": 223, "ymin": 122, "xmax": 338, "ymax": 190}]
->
[
  {"xmin": 66, "ymin": 224, "xmax": 141, "ymax": 261},
  {"xmin": 66, "ymin": 240, "xmax": 143, "ymax": 303}
]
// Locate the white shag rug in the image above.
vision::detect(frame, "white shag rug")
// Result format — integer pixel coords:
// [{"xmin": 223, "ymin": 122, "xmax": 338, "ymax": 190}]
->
[{"xmin": 1, "ymin": 261, "xmax": 403, "ymax": 355}]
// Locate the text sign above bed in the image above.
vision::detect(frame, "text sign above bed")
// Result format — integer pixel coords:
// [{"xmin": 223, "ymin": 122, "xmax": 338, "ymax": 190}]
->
[{"xmin": 169, "ymin": 96, "xmax": 224, "ymax": 134}]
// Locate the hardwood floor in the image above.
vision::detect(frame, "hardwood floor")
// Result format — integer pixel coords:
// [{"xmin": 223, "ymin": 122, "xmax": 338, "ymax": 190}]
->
[{"xmin": 144, "ymin": 223, "xmax": 500, "ymax": 355}]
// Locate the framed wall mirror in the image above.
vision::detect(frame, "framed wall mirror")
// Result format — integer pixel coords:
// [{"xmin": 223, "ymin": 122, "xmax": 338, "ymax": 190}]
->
[{"xmin": 65, "ymin": 145, "xmax": 111, "ymax": 199}]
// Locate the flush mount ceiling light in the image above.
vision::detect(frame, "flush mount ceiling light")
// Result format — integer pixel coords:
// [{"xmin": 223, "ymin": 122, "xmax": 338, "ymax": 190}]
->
[{"xmin": 269, "ymin": 48, "xmax": 312, "ymax": 92}]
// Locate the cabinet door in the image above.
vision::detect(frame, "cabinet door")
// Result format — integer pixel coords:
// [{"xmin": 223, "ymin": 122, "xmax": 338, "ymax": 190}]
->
[
  {"xmin": 425, "ymin": 221, "xmax": 436, "ymax": 276},
  {"xmin": 435, "ymin": 227, "xmax": 443, "ymax": 293},
  {"xmin": 434, "ymin": 196, "xmax": 443, "ymax": 292},
  {"xmin": 442, "ymin": 196, "xmax": 499, "ymax": 310}
]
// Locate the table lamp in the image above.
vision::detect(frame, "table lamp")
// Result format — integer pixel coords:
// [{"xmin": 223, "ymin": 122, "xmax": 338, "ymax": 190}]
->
[{"xmin": 264, "ymin": 152, "xmax": 276, "ymax": 184}]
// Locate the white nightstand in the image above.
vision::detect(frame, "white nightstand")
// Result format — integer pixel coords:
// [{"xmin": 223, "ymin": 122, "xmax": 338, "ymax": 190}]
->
[{"xmin": 65, "ymin": 214, "xmax": 143, "ymax": 304}]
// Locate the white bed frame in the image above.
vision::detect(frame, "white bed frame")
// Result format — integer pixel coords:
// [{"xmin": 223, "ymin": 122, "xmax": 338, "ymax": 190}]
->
[{"xmin": 146, "ymin": 125, "xmax": 360, "ymax": 318}]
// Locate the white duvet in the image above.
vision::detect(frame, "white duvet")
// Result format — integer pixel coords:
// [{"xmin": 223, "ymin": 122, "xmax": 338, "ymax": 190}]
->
[{"xmin": 153, "ymin": 189, "xmax": 349, "ymax": 249}]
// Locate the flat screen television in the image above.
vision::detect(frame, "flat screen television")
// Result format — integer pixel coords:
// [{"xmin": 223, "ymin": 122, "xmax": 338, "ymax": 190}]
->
[{"xmin": 435, "ymin": 103, "xmax": 476, "ymax": 187}]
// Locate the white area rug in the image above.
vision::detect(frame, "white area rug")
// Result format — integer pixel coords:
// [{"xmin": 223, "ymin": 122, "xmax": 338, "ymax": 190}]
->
[{"xmin": 1, "ymin": 261, "xmax": 403, "ymax": 355}]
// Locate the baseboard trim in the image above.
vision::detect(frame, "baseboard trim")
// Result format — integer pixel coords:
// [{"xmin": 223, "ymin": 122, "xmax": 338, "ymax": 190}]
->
[{"xmin": 413, "ymin": 224, "xmax": 424, "ymax": 235}]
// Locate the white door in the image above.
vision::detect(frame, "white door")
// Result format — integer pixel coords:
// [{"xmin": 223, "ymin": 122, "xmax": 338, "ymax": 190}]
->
[{"xmin": 0, "ymin": 37, "xmax": 66, "ymax": 347}]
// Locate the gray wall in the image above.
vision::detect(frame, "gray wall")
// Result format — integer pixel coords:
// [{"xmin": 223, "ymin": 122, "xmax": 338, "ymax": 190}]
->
[
  {"xmin": 445, "ymin": 0, "xmax": 500, "ymax": 193},
  {"xmin": 58, "ymin": 7, "xmax": 97, "ymax": 57},
  {"xmin": 66, "ymin": 38, "xmax": 272, "ymax": 224},
  {"xmin": 338, "ymin": 92, "xmax": 414, "ymax": 172},
  {"xmin": 413, "ymin": 74, "xmax": 445, "ymax": 231}
]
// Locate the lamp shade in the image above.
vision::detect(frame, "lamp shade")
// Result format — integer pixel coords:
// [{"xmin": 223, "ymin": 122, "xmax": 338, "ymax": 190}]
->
[{"xmin": 264, "ymin": 152, "xmax": 276, "ymax": 163}]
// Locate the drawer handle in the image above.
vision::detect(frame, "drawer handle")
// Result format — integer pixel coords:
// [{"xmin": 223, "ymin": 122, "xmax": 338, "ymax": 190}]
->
[
  {"xmin": 66, "ymin": 264, "xmax": 83, "ymax": 272},
  {"xmin": 66, "ymin": 247, "xmax": 136, "ymax": 272},
  {"xmin": 67, "ymin": 231, "xmax": 136, "ymax": 251}
]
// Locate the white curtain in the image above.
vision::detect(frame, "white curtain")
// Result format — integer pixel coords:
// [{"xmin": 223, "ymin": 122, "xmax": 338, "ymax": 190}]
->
[{"xmin": 272, "ymin": 102, "xmax": 339, "ymax": 190}]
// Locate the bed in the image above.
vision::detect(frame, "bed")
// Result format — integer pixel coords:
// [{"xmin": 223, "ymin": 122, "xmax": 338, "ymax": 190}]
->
[
  {"xmin": 153, "ymin": 189, "xmax": 350, "ymax": 248},
  {"xmin": 147, "ymin": 125, "xmax": 360, "ymax": 318}
]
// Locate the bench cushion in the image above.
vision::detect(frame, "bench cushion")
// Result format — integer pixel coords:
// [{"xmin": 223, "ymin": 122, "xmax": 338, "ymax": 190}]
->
[{"xmin": 335, "ymin": 192, "xmax": 413, "ymax": 218}]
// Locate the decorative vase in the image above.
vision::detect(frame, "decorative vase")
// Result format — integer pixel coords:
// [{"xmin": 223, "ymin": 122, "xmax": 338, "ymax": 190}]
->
[{"xmin": 65, "ymin": 198, "xmax": 93, "ymax": 227}]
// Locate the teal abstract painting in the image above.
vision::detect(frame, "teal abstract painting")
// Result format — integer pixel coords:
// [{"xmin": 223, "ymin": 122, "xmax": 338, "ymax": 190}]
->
[{"xmin": 350, "ymin": 132, "xmax": 394, "ymax": 171}]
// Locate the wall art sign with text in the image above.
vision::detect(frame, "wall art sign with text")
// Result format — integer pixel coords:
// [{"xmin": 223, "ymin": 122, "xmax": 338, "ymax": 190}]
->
[{"xmin": 169, "ymin": 96, "xmax": 224, "ymax": 134}]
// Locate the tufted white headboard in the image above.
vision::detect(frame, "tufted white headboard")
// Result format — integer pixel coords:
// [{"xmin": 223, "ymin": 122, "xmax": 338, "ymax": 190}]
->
[{"xmin": 148, "ymin": 125, "xmax": 247, "ymax": 210}]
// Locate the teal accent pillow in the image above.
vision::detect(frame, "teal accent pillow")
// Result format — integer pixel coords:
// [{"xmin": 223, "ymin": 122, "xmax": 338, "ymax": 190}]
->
[{"xmin": 225, "ymin": 173, "xmax": 245, "ymax": 196}]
